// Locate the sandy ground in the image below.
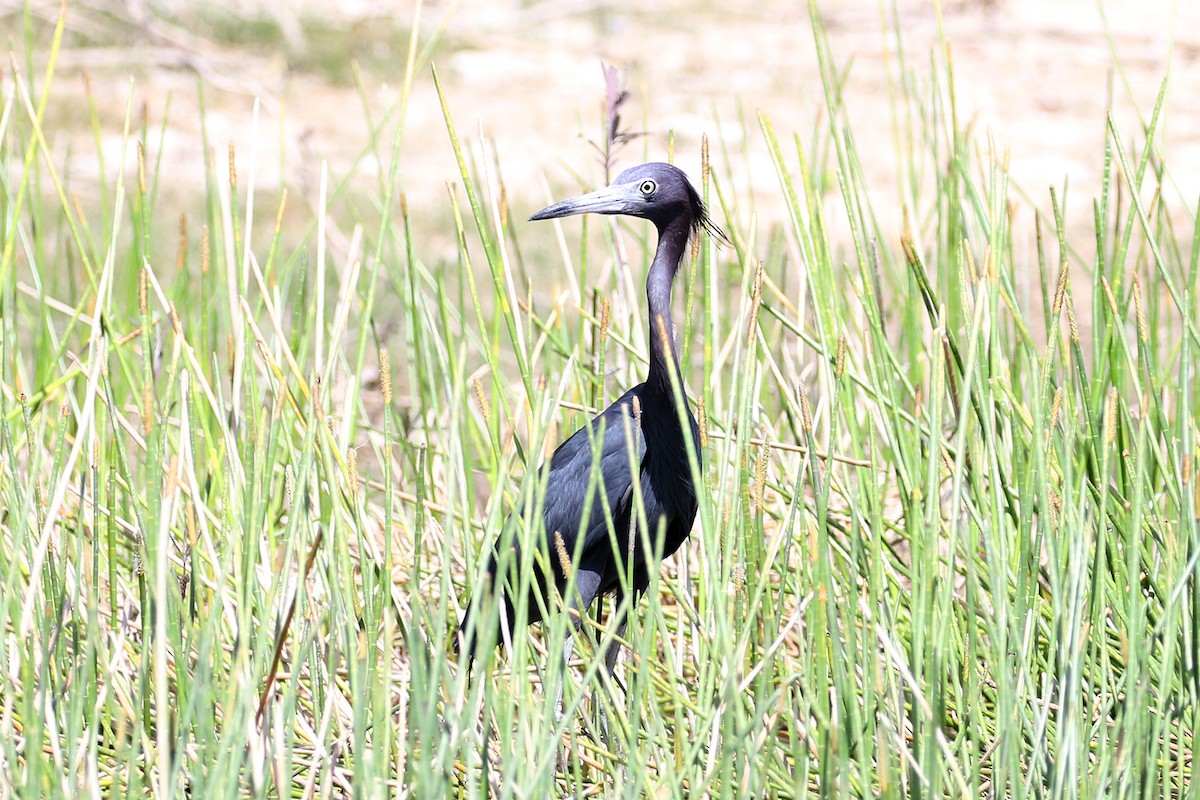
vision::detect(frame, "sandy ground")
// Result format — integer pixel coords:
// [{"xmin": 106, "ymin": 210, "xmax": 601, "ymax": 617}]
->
[{"xmin": 9, "ymin": 0, "xmax": 1200, "ymax": 262}]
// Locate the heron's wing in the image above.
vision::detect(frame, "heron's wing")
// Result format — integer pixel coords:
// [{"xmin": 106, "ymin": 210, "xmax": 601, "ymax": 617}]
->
[
  {"xmin": 460, "ymin": 391, "xmax": 646, "ymax": 651},
  {"xmin": 539, "ymin": 390, "xmax": 647, "ymax": 561}
]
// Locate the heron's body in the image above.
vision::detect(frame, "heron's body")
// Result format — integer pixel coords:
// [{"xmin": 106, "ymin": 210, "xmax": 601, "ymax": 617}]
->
[
  {"xmin": 497, "ymin": 380, "xmax": 700, "ymax": 631},
  {"xmin": 458, "ymin": 162, "xmax": 717, "ymax": 656}
]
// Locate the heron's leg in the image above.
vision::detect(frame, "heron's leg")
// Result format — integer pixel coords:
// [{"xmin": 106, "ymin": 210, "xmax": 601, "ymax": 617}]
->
[
  {"xmin": 552, "ymin": 633, "xmax": 576, "ymax": 725},
  {"xmin": 590, "ymin": 574, "xmax": 648, "ymax": 757},
  {"xmin": 553, "ymin": 566, "xmax": 603, "ymax": 772},
  {"xmin": 603, "ymin": 612, "xmax": 628, "ymax": 676},
  {"xmin": 602, "ymin": 572, "xmax": 648, "ymax": 681},
  {"xmin": 551, "ymin": 569, "xmax": 603, "ymax": 722},
  {"xmin": 592, "ymin": 603, "xmax": 627, "ymax": 755},
  {"xmin": 600, "ymin": 600, "xmax": 629, "ymax": 678}
]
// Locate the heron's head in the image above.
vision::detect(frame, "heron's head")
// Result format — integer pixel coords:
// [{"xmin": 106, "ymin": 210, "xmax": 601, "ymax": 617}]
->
[{"xmin": 530, "ymin": 162, "xmax": 722, "ymax": 243}]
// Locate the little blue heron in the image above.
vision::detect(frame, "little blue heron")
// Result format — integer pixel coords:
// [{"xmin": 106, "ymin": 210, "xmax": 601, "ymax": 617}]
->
[{"xmin": 458, "ymin": 162, "xmax": 720, "ymax": 669}]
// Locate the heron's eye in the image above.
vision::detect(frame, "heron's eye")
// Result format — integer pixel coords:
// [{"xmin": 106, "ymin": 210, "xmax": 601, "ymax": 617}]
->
[{"xmin": 639, "ymin": 179, "xmax": 657, "ymax": 196}]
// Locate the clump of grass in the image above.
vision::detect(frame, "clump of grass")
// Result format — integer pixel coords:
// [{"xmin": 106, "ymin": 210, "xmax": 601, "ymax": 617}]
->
[{"xmin": 0, "ymin": 2, "xmax": 1196, "ymax": 798}]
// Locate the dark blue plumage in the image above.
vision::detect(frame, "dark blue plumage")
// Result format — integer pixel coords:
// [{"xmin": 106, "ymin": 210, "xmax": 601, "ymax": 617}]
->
[{"xmin": 458, "ymin": 163, "xmax": 718, "ymax": 657}]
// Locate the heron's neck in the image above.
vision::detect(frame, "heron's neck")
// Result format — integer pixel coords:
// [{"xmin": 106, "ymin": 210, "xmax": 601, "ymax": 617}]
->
[{"xmin": 646, "ymin": 215, "xmax": 690, "ymax": 393}]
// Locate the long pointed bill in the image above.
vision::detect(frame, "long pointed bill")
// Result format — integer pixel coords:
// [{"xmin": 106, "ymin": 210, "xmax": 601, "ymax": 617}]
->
[{"xmin": 529, "ymin": 183, "xmax": 640, "ymax": 221}]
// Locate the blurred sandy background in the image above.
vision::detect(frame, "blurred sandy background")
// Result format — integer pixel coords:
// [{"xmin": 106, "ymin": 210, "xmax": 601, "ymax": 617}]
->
[{"xmin": 7, "ymin": 0, "xmax": 1200, "ymax": 257}]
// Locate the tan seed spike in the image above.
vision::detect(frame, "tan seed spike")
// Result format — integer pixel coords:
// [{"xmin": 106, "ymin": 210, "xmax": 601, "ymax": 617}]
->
[
  {"xmin": 1066, "ymin": 293, "xmax": 1079, "ymax": 344},
  {"xmin": 379, "ymin": 348, "xmax": 393, "ymax": 405},
  {"xmin": 797, "ymin": 382, "xmax": 813, "ymax": 435},
  {"xmin": 138, "ymin": 268, "xmax": 148, "ymax": 315},
  {"xmin": 702, "ymin": 134, "xmax": 710, "ymax": 185},
  {"xmin": 201, "ymin": 226, "xmax": 210, "ymax": 276},
  {"xmin": 137, "ymin": 141, "xmax": 146, "ymax": 197},
  {"xmin": 1050, "ymin": 385, "xmax": 1064, "ymax": 429},
  {"xmin": 755, "ymin": 438, "xmax": 771, "ymax": 509},
  {"xmin": 228, "ymin": 142, "xmax": 237, "ymax": 188},
  {"xmin": 697, "ymin": 397, "xmax": 708, "ymax": 449},
  {"xmin": 1133, "ymin": 272, "xmax": 1148, "ymax": 344},
  {"xmin": 599, "ymin": 297, "xmax": 611, "ymax": 343},
  {"xmin": 347, "ymin": 448, "xmax": 359, "ymax": 498},
  {"xmin": 176, "ymin": 213, "xmax": 188, "ymax": 272},
  {"xmin": 835, "ymin": 334, "xmax": 846, "ymax": 378},
  {"xmin": 1104, "ymin": 387, "xmax": 1118, "ymax": 445},
  {"xmin": 1052, "ymin": 262, "xmax": 1069, "ymax": 319},
  {"xmin": 472, "ymin": 377, "xmax": 491, "ymax": 425},
  {"xmin": 553, "ymin": 531, "xmax": 571, "ymax": 577},
  {"xmin": 1182, "ymin": 454, "xmax": 1191, "ymax": 485}
]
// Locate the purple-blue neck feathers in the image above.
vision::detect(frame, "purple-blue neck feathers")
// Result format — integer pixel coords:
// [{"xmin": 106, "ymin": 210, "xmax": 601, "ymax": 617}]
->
[{"xmin": 646, "ymin": 212, "xmax": 692, "ymax": 392}]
